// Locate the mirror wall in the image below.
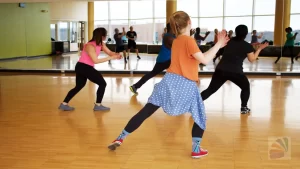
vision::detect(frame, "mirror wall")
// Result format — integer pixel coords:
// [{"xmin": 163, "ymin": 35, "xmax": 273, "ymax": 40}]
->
[{"xmin": 0, "ymin": 0, "xmax": 299, "ymax": 74}]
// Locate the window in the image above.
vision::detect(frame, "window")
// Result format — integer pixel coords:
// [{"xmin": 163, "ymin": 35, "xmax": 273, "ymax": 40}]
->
[
  {"xmin": 50, "ymin": 24, "xmax": 56, "ymax": 40},
  {"xmin": 225, "ymin": 0, "xmax": 253, "ymax": 16},
  {"xmin": 253, "ymin": 16, "xmax": 275, "ymax": 41},
  {"xmin": 110, "ymin": 1, "xmax": 128, "ymax": 20},
  {"xmin": 290, "ymin": 15, "xmax": 300, "ymax": 42},
  {"xmin": 291, "ymin": 0, "xmax": 300, "ymax": 14},
  {"xmin": 191, "ymin": 18, "xmax": 199, "ymax": 28},
  {"xmin": 155, "ymin": 18, "xmax": 166, "ymax": 44},
  {"xmin": 94, "ymin": 20, "xmax": 109, "ymax": 33},
  {"xmin": 177, "ymin": 0, "xmax": 198, "ymax": 17},
  {"xmin": 199, "ymin": 17, "xmax": 223, "ymax": 42},
  {"xmin": 130, "ymin": 1, "xmax": 153, "ymax": 19},
  {"xmin": 129, "ymin": 19, "xmax": 153, "ymax": 44},
  {"xmin": 224, "ymin": 17, "xmax": 252, "ymax": 42},
  {"xmin": 94, "ymin": 1, "xmax": 109, "ymax": 20},
  {"xmin": 199, "ymin": 0, "xmax": 223, "ymax": 17},
  {"xmin": 110, "ymin": 20, "xmax": 129, "ymax": 42},
  {"xmin": 58, "ymin": 22, "xmax": 68, "ymax": 41},
  {"xmin": 154, "ymin": 0, "xmax": 166, "ymax": 18},
  {"xmin": 254, "ymin": 0, "xmax": 275, "ymax": 15}
]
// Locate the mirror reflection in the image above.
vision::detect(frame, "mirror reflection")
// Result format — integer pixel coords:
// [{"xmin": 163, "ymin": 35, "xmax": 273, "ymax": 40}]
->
[{"xmin": 0, "ymin": 0, "xmax": 299, "ymax": 74}]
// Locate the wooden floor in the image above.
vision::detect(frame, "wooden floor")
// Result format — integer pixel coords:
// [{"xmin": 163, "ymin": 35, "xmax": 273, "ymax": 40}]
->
[{"xmin": 0, "ymin": 74, "xmax": 300, "ymax": 169}]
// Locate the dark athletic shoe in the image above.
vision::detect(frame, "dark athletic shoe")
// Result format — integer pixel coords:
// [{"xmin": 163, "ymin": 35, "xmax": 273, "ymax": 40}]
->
[
  {"xmin": 241, "ymin": 107, "xmax": 251, "ymax": 114},
  {"xmin": 137, "ymin": 55, "xmax": 141, "ymax": 60},
  {"xmin": 130, "ymin": 85, "xmax": 138, "ymax": 95}
]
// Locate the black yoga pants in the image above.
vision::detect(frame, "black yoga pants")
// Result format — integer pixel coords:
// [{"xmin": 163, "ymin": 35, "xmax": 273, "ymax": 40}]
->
[
  {"xmin": 63, "ymin": 62, "xmax": 107, "ymax": 103},
  {"xmin": 124, "ymin": 103, "xmax": 204, "ymax": 138},
  {"xmin": 201, "ymin": 69, "xmax": 250, "ymax": 107},
  {"xmin": 134, "ymin": 60, "xmax": 171, "ymax": 89}
]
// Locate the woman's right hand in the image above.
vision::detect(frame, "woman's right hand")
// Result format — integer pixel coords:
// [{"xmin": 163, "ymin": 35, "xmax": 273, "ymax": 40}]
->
[
  {"xmin": 217, "ymin": 30, "xmax": 230, "ymax": 48},
  {"xmin": 111, "ymin": 53, "xmax": 122, "ymax": 60},
  {"xmin": 258, "ymin": 42, "xmax": 269, "ymax": 50}
]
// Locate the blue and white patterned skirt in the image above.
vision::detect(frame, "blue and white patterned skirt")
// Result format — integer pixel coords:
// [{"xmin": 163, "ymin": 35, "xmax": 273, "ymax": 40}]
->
[{"xmin": 148, "ymin": 72, "xmax": 206, "ymax": 130}]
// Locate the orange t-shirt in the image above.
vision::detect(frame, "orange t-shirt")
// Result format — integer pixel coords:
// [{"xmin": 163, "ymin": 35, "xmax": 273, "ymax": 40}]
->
[{"xmin": 167, "ymin": 35, "xmax": 200, "ymax": 82}]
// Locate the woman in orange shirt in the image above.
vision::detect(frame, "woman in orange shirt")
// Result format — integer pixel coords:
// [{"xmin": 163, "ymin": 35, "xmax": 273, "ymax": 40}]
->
[{"xmin": 107, "ymin": 11, "xmax": 229, "ymax": 158}]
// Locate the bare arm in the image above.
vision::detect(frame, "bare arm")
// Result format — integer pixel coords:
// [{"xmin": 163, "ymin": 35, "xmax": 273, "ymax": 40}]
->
[
  {"xmin": 86, "ymin": 44, "xmax": 113, "ymax": 64},
  {"xmin": 247, "ymin": 50, "xmax": 261, "ymax": 63},
  {"xmin": 102, "ymin": 43, "xmax": 116, "ymax": 56},
  {"xmin": 118, "ymin": 28, "xmax": 126, "ymax": 38},
  {"xmin": 247, "ymin": 42, "xmax": 269, "ymax": 62},
  {"xmin": 192, "ymin": 30, "xmax": 228, "ymax": 64},
  {"xmin": 192, "ymin": 42, "xmax": 223, "ymax": 65}
]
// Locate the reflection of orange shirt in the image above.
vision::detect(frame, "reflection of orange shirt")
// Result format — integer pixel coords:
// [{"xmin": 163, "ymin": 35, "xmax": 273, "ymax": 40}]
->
[{"xmin": 167, "ymin": 35, "xmax": 200, "ymax": 82}]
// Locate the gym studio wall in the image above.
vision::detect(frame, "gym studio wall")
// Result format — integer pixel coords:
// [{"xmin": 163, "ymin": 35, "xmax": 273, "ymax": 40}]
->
[{"xmin": 0, "ymin": 3, "xmax": 51, "ymax": 59}]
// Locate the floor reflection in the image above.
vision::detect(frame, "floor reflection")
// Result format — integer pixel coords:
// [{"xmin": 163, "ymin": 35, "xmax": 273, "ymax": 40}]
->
[{"xmin": 1, "ymin": 53, "xmax": 300, "ymax": 72}]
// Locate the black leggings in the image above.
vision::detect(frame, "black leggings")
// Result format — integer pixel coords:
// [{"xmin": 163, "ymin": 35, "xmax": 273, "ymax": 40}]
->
[
  {"xmin": 134, "ymin": 60, "xmax": 171, "ymax": 89},
  {"xmin": 63, "ymin": 62, "xmax": 107, "ymax": 103},
  {"xmin": 275, "ymin": 46, "xmax": 295, "ymax": 63},
  {"xmin": 124, "ymin": 103, "xmax": 204, "ymax": 138},
  {"xmin": 201, "ymin": 70, "xmax": 250, "ymax": 107}
]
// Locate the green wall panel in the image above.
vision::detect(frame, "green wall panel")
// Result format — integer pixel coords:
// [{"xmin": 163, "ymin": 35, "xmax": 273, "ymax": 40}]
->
[{"xmin": 0, "ymin": 3, "xmax": 51, "ymax": 59}]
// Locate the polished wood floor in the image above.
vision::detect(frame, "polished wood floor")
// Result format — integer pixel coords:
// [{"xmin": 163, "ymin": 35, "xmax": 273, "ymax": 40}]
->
[{"xmin": 0, "ymin": 74, "xmax": 300, "ymax": 169}]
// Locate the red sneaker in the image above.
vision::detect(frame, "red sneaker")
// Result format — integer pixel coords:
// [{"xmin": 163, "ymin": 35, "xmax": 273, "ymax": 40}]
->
[
  {"xmin": 191, "ymin": 148, "xmax": 208, "ymax": 158},
  {"xmin": 108, "ymin": 139, "xmax": 123, "ymax": 150}
]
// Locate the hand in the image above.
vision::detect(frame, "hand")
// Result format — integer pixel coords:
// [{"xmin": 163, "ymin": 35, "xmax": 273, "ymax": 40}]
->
[
  {"xmin": 295, "ymin": 32, "xmax": 298, "ymax": 35},
  {"xmin": 205, "ymin": 31, "xmax": 210, "ymax": 35},
  {"xmin": 216, "ymin": 30, "xmax": 230, "ymax": 48},
  {"xmin": 190, "ymin": 29, "xmax": 195, "ymax": 35},
  {"xmin": 258, "ymin": 42, "xmax": 269, "ymax": 50},
  {"xmin": 111, "ymin": 53, "xmax": 122, "ymax": 60}
]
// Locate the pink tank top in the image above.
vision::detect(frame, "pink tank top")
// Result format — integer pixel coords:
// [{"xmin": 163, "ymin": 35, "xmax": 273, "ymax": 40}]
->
[{"xmin": 78, "ymin": 41, "xmax": 102, "ymax": 67}]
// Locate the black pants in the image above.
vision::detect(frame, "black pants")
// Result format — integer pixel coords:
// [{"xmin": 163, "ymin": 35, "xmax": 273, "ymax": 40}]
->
[
  {"xmin": 134, "ymin": 60, "xmax": 171, "ymax": 89},
  {"xmin": 63, "ymin": 62, "xmax": 107, "ymax": 103},
  {"xmin": 201, "ymin": 70, "xmax": 250, "ymax": 107},
  {"xmin": 275, "ymin": 46, "xmax": 295, "ymax": 63},
  {"xmin": 124, "ymin": 103, "xmax": 204, "ymax": 138}
]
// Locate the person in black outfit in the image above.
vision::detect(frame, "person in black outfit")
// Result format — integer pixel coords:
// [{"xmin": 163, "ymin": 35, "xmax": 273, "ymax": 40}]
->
[
  {"xmin": 126, "ymin": 26, "xmax": 140, "ymax": 60},
  {"xmin": 114, "ymin": 27, "xmax": 127, "ymax": 63},
  {"xmin": 213, "ymin": 30, "xmax": 233, "ymax": 63},
  {"xmin": 201, "ymin": 25, "xmax": 268, "ymax": 114}
]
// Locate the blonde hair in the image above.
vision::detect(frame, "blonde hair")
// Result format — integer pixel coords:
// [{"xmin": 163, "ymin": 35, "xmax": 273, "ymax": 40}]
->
[{"xmin": 169, "ymin": 11, "xmax": 190, "ymax": 37}]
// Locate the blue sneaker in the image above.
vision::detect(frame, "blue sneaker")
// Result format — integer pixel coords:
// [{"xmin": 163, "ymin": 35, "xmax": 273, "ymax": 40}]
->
[
  {"xmin": 93, "ymin": 104, "xmax": 110, "ymax": 111},
  {"xmin": 58, "ymin": 103, "xmax": 75, "ymax": 111}
]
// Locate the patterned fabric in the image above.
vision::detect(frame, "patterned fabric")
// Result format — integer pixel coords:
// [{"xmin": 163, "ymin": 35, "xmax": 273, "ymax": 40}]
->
[{"xmin": 148, "ymin": 72, "xmax": 207, "ymax": 130}]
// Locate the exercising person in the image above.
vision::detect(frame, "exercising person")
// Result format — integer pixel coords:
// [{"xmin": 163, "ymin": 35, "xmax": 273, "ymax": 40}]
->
[
  {"xmin": 126, "ymin": 26, "xmax": 141, "ymax": 60},
  {"xmin": 194, "ymin": 27, "xmax": 210, "ymax": 49},
  {"xmin": 114, "ymin": 27, "xmax": 127, "ymax": 63},
  {"xmin": 275, "ymin": 27, "xmax": 298, "ymax": 64},
  {"xmin": 130, "ymin": 23, "xmax": 175, "ymax": 94},
  {"xmin": 201, "ymin": 25, "xmax": 268, "ymax": 114},
  {"xmin": 58, "ymin": 28, "xmax": 122, "ymax": 111},
  {"xmin": 108, "ymin": 11, "xmax": 229, "ymax": 158}
]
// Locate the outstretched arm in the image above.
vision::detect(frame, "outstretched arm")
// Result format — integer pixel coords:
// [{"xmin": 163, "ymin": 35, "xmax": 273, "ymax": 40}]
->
[{"xmin": 86, "ymin": 44, "xmax": 114, "ymax": 64}]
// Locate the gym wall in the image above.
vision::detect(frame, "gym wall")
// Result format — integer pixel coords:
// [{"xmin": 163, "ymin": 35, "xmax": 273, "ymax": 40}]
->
[{"xmin": 0, "ymin": 3, "xmax": 51, "ymax": 59}]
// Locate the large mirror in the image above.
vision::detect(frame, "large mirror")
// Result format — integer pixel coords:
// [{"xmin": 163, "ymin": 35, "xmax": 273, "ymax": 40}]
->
[{"xmin": 0, "ymin": 0, "xmax": 299, "ymax": 75}]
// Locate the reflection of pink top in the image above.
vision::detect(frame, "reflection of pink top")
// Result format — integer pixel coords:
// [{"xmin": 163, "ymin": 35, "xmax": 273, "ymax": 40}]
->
[{"xmin": 78, "ymin": 41, "xmax": 102, "ymax": 67}]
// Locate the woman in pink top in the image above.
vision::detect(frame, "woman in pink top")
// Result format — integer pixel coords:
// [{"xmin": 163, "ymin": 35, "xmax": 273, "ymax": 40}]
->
[{"xmin": 59, "ymin": 28, "xmax": 121, "ymax": 111}]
